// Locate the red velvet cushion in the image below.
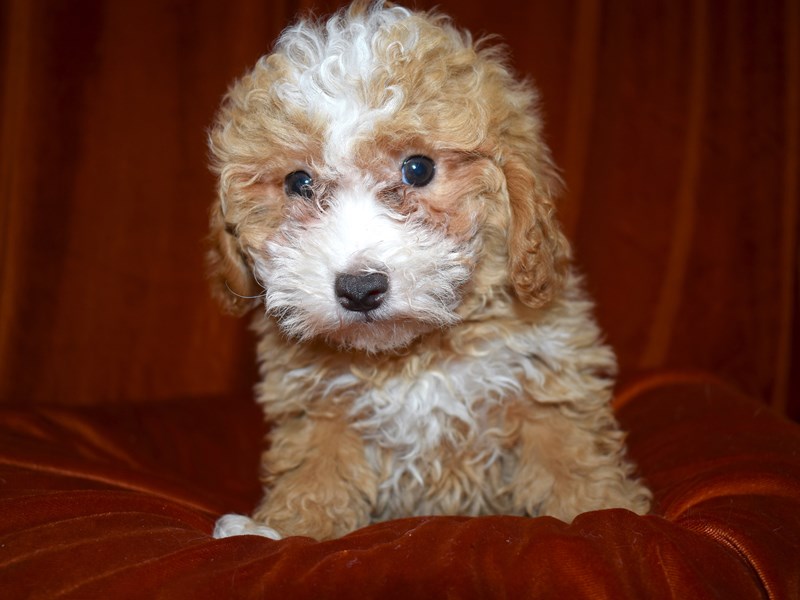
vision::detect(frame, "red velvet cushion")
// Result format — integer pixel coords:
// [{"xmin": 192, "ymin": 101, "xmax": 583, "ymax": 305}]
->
[{"xmin": 2, "ymin": 373, "xmax": 799, "ymax": 598}]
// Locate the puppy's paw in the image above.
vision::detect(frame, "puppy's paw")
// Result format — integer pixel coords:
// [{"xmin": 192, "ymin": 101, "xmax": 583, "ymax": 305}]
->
[{"xmin": 213, "ymin": 514, "xmax": 283, "ymax": 540}]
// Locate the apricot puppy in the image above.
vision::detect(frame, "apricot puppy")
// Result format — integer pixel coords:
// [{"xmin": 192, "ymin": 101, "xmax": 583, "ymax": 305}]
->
[{"xmin": 208, "ymin": 1, "xmax": 651, "ymax": 540}]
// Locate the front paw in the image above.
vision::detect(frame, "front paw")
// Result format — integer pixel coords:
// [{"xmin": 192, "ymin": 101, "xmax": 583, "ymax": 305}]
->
[
  {"xmin": 252, "ymin": 494, "xmax": 368, "ymax": 540},
  {"xmin": 213, "ymin": 514, "xmax": 283, "ymax": 540}
]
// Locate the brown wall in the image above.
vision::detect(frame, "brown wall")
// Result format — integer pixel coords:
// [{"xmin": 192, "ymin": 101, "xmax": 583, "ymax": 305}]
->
[{"xmin": 1, "ymin": 0, "xmax": 798, "ymax": 417}]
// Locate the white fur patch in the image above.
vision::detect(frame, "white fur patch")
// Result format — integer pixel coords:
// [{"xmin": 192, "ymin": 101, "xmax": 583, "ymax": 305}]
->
[
  {"xmin": 273, "ymin": 5, "xmax": 414, "ymax": 165},
  {"xmin": 351, "ymin": 340, "xmax": 524, "ymax": 452}
]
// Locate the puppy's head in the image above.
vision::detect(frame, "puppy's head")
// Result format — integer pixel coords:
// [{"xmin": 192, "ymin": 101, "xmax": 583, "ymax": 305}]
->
[{"xmin": 208, "ymin": 2, "xmax": 569, "ymax": 353}]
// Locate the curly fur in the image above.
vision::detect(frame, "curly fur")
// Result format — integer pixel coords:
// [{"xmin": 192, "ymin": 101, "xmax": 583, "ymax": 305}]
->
[{"xmin": 208, "ymin": 1, "xmax": 651, "ymax": 541}]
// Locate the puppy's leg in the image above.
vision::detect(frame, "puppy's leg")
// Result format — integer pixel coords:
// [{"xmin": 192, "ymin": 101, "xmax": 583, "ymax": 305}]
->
[
  {"xmin": 251, "ymin": 415, "xmax": 378, "ymax": 540},
  {"xmin": 507, "ymin": 404, "xmax": 651, "ymax": 522}
]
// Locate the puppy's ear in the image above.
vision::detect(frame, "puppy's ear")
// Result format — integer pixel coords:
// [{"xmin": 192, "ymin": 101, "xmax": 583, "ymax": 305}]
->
[
  {"xmin": 502, "ymin": 122, "xmax": 571, "ymax": 309},
  {"xmin": 207, "ymin": 201, "xmax": 259, "ymax": 316}
]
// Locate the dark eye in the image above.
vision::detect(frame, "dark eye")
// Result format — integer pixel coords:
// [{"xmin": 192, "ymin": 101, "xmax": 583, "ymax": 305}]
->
[
  {"xmin": 401, "ymin": 155, "xmax": 435, "ymax": 187},
  {"xmin": 284, "ymin": 171, "xmax": 314, "ymax": 200}
]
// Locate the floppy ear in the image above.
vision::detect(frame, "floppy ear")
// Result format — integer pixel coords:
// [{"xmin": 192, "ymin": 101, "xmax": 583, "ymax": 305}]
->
[
  {"xmin": 207, "ymin": 199, "xmax": 260, "ymax": 316},
  {"xmin": 502, "ymin": 127, "xmax": 571, "ymax": 309}
]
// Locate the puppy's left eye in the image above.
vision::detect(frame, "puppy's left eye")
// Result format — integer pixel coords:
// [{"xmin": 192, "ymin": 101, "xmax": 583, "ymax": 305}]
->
[
  {"xmin": 401, "ymin": 156, "xmax": 435, "ymax": 187},
  {"xmin": 284, "ymin": 171, "xmax": 314, "ymax": 200}
]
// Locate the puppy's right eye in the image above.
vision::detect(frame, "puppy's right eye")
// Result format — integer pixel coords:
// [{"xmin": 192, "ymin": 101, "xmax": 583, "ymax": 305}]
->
[
  {"xmin": 284, "ymin": 171, "xmax": 314, "ymax": 200},
  {"xmin": 401, "ymin": 155, "xmax": 435, "ymax": 187}
]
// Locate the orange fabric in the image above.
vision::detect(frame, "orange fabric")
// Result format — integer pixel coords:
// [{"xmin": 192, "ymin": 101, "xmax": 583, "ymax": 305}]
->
[{"xmin": 2, "ymin": 374, "xmax": 799, "ymax": 598}]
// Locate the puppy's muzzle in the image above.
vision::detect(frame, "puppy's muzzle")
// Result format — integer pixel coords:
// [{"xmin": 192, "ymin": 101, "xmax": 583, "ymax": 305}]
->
[{"xmin": 335, "ymin": 272, "xmax": 389, "ymax": 313}]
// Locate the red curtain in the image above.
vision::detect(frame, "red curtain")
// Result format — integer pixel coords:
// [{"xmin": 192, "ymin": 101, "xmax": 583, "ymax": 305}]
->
[{"xmin": 1, "ymin": 0, "xmax": 798, "ymax": 417}]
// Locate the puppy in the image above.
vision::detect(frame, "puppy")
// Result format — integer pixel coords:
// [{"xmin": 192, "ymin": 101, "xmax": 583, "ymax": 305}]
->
[{"xmin": 208, "ymin": 1, "xmax": 651, "ymax": 540}]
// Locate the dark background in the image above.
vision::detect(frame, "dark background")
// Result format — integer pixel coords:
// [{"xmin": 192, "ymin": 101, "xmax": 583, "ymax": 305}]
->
[{"xmin": 1, "ymin": 0, "xmax": 797, "ymax": 419}]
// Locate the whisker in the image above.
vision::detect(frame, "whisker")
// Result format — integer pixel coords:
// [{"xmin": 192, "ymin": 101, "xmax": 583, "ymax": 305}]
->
[{"xmin": 225, "ymin": 281, "xmax": 266, "ymax": 301}]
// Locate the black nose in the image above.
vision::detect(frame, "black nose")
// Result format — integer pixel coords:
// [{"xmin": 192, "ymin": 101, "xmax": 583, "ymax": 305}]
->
[{"xmin": 335, "ymin": 272, "xmax": 389, "ymax": 313}]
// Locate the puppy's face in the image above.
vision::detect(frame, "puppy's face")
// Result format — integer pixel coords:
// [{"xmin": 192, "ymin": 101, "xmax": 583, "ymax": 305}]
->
[
  {"xmin": 209, "ymin": 5, "xmax": 568, "ymax": 353},
  {"xmin": 258, "ymin": 151, "xmax": 490, "ymax": 352}
]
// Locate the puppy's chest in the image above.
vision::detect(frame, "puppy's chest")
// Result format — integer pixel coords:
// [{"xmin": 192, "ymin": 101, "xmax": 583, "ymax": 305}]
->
[
  {"xmin": 349, "ymin": 368, "xmax": 494, "ymax": 452},
  {"xmin": 351, "ymin": 345, "xmax": 526, "ymax": 442},
  {"xmin": 343, "ymin": 350, "xmax": 531, "ymax": 518}
]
